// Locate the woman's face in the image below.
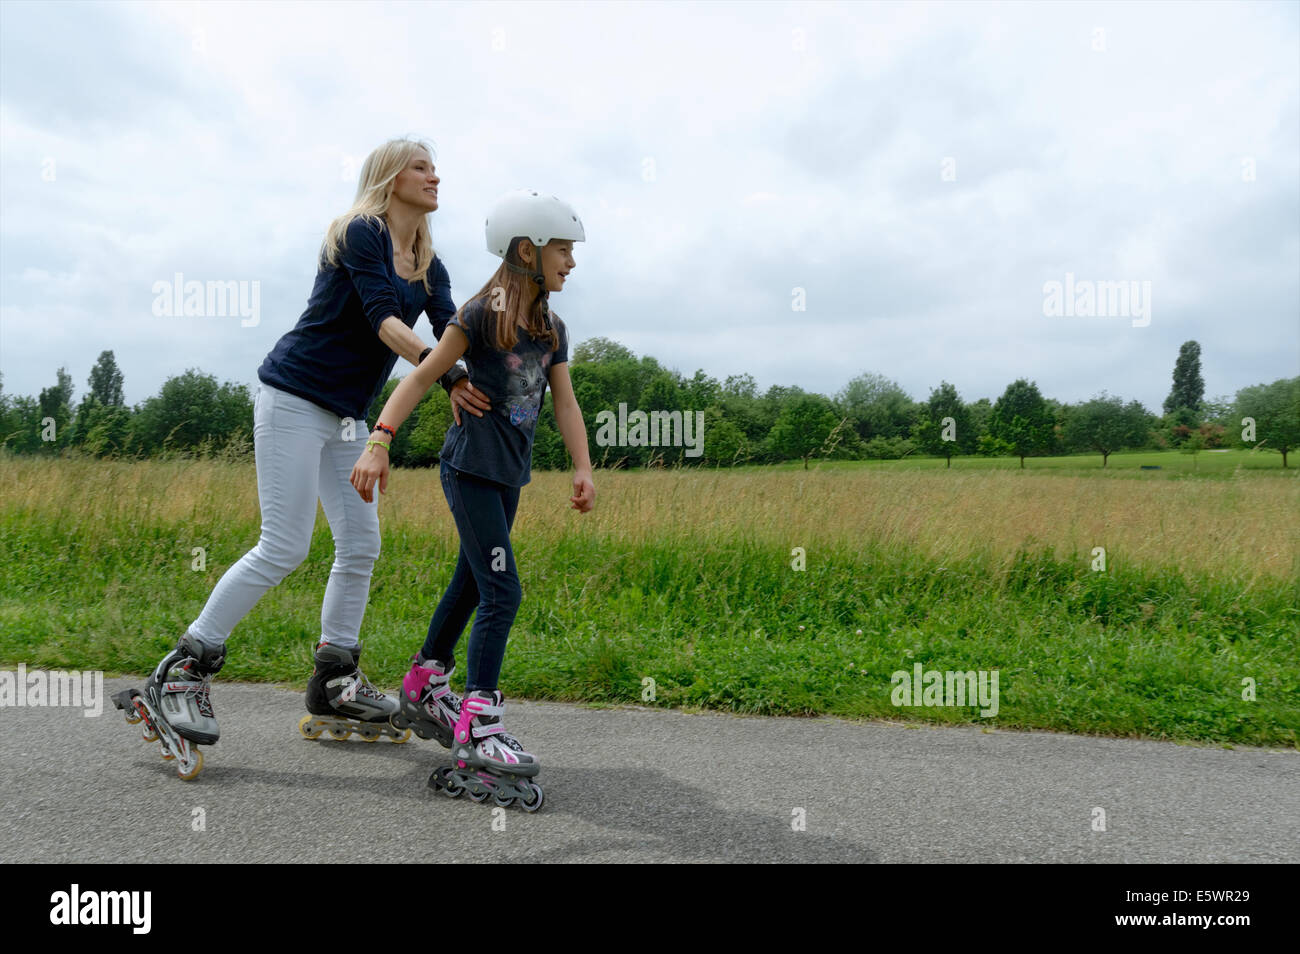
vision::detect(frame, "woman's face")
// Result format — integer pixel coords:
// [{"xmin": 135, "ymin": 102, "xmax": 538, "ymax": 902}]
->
[{"xmin": 391, "ymin": 150, "xmax": 439, "ymax": 212}]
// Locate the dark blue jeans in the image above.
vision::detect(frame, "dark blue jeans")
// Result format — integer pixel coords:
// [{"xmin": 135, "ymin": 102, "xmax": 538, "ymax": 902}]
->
[{"xmin": 420, "ymin": 464, "xmax": 522, "ymax": 691}]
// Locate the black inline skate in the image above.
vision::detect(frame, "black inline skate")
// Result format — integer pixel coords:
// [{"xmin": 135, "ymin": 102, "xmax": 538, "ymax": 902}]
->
[
  {"xmin": 113, "ymin": 631, "xmax": 225, "ymax": 780},
  {"xmin": 298, "ymin": 640, "xmax": 410, "ymax": 743}
]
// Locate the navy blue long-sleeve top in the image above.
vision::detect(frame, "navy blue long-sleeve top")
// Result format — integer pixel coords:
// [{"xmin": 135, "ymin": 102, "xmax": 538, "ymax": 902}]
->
[{"xmin": 258, "ymin": 215, "xmax": 466, "ymax": 422}]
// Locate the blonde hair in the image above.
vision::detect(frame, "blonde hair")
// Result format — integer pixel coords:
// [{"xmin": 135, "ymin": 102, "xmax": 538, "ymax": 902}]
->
[
  {"xmin": 320, "ymin": 138, "xmax": 438, "ymax": 294},
  {"xmin": 461, "ymin": 237, "xmax": 560, "ymax": 353}
]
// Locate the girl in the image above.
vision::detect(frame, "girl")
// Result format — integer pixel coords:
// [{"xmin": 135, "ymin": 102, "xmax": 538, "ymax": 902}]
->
[
  {"xmin": 351, "ymin": 189, "xmax": 595, "ymax": 808},
  {"xmin": 126, "ymin": 138, "xmax": 491, "ymax": 778}
]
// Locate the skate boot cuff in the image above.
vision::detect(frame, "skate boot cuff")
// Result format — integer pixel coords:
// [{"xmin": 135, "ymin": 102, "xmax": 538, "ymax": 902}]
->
[{"xmin": 178, "ymin": 633, "xmax": 227, "ymax": 676}]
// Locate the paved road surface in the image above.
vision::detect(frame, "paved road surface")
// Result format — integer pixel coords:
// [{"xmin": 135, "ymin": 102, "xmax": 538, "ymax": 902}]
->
[{"xmin": 2, "ymin": 676, "xmax": 1296, "ymax": 863}]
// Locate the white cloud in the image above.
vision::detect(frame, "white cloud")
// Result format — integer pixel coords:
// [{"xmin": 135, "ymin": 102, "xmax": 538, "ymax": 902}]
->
[{"xmin": 1, "ymin": 0, "xmax": 1296, "ymax": 414}]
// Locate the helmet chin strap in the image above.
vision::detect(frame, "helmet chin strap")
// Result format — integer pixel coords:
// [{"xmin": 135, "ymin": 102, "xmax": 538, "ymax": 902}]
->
[{"xmin": 504, "ymin": 241, "xmax": 553, "ymax": 331}]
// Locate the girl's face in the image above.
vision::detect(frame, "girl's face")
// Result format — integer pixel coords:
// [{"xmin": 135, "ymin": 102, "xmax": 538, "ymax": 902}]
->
[
  {"xmin": 390, "ymin": 150, "xmax": 439, "ymax": 212},
  {"xmin": 524, "ymin": 240, "xmax": 576, "ymax": 293}
]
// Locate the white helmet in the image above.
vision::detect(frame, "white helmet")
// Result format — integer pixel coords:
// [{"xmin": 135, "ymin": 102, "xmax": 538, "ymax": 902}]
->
[{"xmin": 485, "ymin": 189, "xmax": 585, "ymax": 259}]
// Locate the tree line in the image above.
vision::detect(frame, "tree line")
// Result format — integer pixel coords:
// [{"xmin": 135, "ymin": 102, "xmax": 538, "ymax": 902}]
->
[{"xmin": 3, "ymin": 341, "xmax": 1297, "ymax": 468}]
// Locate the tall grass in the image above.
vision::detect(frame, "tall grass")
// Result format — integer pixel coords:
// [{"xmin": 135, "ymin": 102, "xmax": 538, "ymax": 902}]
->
[{"xmin": 2, "ymin": 452, "xmax": 1296, "ymax": 745}]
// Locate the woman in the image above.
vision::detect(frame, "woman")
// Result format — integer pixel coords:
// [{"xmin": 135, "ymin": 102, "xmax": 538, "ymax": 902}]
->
[{"xmin": 129, "ymin": 138, "xmax": 489, "ymax": 776}]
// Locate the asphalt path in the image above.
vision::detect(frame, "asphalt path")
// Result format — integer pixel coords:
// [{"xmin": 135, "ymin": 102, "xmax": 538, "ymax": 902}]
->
[{"xmin": 2, "ymin": 676, "xmax": 1296, "ymax": 863}]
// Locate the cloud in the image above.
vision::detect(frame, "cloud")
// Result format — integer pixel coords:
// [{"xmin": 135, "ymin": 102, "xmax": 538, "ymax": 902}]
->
[{"xmin": 1, "ymin": 0, "xmax": 1296, "ymax": 416}]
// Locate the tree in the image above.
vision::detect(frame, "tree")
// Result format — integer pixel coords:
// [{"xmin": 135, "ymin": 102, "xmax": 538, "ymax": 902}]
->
[
  {"xmin": 129, "ymin": 369, "xmax": 253, "ymax": 454},
  {"xmin": 87, "ymin": 351, "xmax": 125, "ymax": 406},
  {"xmin": 572, "ymin": 337, "xmax": 634, "ymax": 364},
  {"xmin": 1161, "ymin": 405, "xmax": 1199, "ymax": 447},
  {"xmin": 722, "ymin": 373, "xmax": 758, "ymax": 400},
  {"xmin": 1236, "ymin": 377, "xmax": 1300, "ymax": 468},
  {"xmin": 700, "ymin": 407, "xmax": 750, "ymax": 466},
  {"xmin": 404, "ymin": 383, "xmax": 457, "ymax": 467},
  {"xmin": 683, "ymin": 369, "xmax": 720, "ymax": 411},
  {"xmin": 37, "ymin": 367, "xmax": 75, "ymax": 451},
  {"xmin": 1180, "ymin": 428, "xmax": 1207, "ymax": 471},
  {"xmin": 1163, "ymin": 341, "xmax": 1205, "ymax": 417},
  {"xmin": 966, "ymin": 398, "xmax": 992, "ymax": 449},
  {"xmin": 1201, "ymin": 393, "xmax": 1234, "ymax": 429},
  {"xmin": 72, "ymin": 354, "xmax": 128, "ymax": 452},
  {"xmin": 837, "ymin": 372, "xmax": 916, "ymax": 441},
  {"xmin": 1062, "ymin": 393, "xmax": 1152, "ymax": 467},
  {"xmin": 639, "ymin": 372, "xmax": 681, "ymax": 412},
  {"xmin": 531, "ymin": 393, "xmax": 569, "ymax": 470},
  {"xmin": 766, "ymin": 393, "xmax": 840, "ymax": 469},
  {"xmin": 1043, "ymin": 398, "xmax": 1067, "ymax": 456},
  {"xmin": 988, "ymin": 379, "xmax": 1053, "ymax": 468},
  {"xmin": 913, "ymin": 381, "xmax": 975, "ymax": 467},
  {"xmin": 715, "ymin": 374, "xmax": 767, "ymax": 444}
]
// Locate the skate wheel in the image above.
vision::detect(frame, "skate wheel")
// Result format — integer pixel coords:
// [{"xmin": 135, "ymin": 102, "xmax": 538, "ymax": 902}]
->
[
  {"xmin": 468, "ymin": 787, "xmax": 491, "ymax": 803},
  {"xmin": 141, "ymin": 724, "xmax": 158, "ymax": 743},
  {"xmin": 298, "ymin": 715, "xmax": 323, "ymax": 740},
  {"xmin": 520, "ymin": 782, "xmax": 543, "ymax": 813},
  {"xmin": 160, "ymin": 750, "xmax": 175, "ymax": 761},
  {"xmin": 493, "ymin": 789, "xmax": 516, "ymax": 808},
  {"xmin": 392, "ymin": 729, "xmax": 411, "ymax": 743},
  {"xmin": 123, "ymin": 709, "xmax": 142, "ymax": 725},
  {"xmin": 360, "ymin": 728, "xmax": 380, "ymax": 742},
  {"xmin": 177, "ymin": 749, "xmax": 204, "ymax": 781},
  {"xmin": 440, "ymin": 773, "xmax": 464, "ymax": 798},
  {"xmin": 327, "ymin": 727, "xmax": 351, "ymax": 741}
]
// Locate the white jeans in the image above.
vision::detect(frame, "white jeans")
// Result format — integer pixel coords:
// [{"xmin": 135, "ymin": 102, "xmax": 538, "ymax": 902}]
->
[{"xmin": 187, "ymin": 383, "xmax": 380, "ymax": 650}]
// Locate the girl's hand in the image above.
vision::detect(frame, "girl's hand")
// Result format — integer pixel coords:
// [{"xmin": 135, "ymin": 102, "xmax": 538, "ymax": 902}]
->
[
  {"xmin": 570, "ymin": 470, "xmax": 595, "ymax": 513},
  {"xmin": 351, "ymin": 438, "xmax": 390, "ymax": 503}
]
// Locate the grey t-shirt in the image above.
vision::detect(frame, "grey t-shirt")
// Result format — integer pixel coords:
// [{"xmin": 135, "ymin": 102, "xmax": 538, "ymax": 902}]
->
[{"xmin": 439, "ymin": 297, "xmax": 569, "ymax": 487}]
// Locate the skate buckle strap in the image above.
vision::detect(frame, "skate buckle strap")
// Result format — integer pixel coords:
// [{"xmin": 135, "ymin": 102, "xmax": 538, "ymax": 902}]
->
[
  {"xmin": 472, "ymin": 723, "xmax": 506, "ymax": 739},
  {"xmin": 465, "ymin": 698, "xmax": 503, "ymax": 718},
  {"xmin": 425, "ymin": 670, "xmax": 451, "ymax": 698}
]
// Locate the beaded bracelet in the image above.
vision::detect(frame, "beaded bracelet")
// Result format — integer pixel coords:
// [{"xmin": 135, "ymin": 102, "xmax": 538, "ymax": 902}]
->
[{"xmin": 375, "ymin": 422, "xmax": 396, "ymax": 438}]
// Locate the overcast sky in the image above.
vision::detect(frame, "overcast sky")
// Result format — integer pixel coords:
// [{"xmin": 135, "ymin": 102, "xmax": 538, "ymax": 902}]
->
[{"xmin": 2, "ymin": 0, "xmax": 1297, "ymax": 414}]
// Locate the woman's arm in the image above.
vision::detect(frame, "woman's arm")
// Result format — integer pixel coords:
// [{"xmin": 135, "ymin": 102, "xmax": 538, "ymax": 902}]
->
[
  {"xmin": 548, "ymin": 362, "xmax": 595, "ymax": 512},
  {"xmin": 375, "ymin": 323, "xmax": 468, "ymax": 431},
  {"xmin": 376, "ymin": 316, "xmax": 431, "ymax": 366}
]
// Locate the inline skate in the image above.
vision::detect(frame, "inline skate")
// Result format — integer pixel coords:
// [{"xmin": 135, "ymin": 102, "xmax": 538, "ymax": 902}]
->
[
  {"xmin": 390, "ymin": 655, "xmax": 461, "ymax": 747},
  {"xmin": 297, "ymin": 641, "xmax": 410, "ymax": 743},
  {"xmin": 112, "ymin": 631, "xmax": 224, "ymax": 781},
  {"xmin": 428, "ymin": 689, "xmax": 543, "ymax": 812}
]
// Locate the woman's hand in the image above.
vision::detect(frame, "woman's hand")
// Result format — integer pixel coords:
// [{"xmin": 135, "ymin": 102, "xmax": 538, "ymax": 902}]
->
[
  {"xmin": 570, "ymin": 469, "xmax": 595, "ymax": 513},
  {"xmin": 351, "ymin": 434, "xmax": 390, "ymax": 503},
  {"xmin": 448, "ymin": 378, "xmax": 491, "ymax": 426}
]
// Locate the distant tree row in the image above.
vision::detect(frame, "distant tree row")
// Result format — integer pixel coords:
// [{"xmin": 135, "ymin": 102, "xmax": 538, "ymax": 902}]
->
[
  {"xmin": 0, "ymin": 352, "xmax": 252, "ymax": 458},
  {"xmin": 3, "ymin": 342, "xmax": 1297, "ymax": 469}
]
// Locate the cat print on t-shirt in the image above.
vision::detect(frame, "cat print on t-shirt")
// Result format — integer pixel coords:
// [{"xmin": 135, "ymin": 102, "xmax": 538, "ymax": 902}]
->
[{"xmin": 504, "ymin": 350, "xmax": 553, "ymax": 430}]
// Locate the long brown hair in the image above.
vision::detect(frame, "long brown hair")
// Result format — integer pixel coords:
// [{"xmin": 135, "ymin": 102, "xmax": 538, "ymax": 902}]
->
[{"xmin": 460, "ymin": 236, "xmax": 559, "ymax": 352}]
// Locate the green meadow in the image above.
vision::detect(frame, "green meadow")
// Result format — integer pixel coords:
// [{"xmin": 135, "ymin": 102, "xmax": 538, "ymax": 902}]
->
[{"xmin": 2, "ymin": 451, "xmax": 1296, "ymax": 746}]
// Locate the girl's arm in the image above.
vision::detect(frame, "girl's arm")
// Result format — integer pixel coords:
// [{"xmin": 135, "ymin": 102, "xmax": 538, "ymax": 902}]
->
[
  {"xmin": 548, "ymin": 362, "xmax": 595, "ymax": 513},
  {"xmin": 351, "ymin": 324, "xmax": 468, "ymax": 502}
]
